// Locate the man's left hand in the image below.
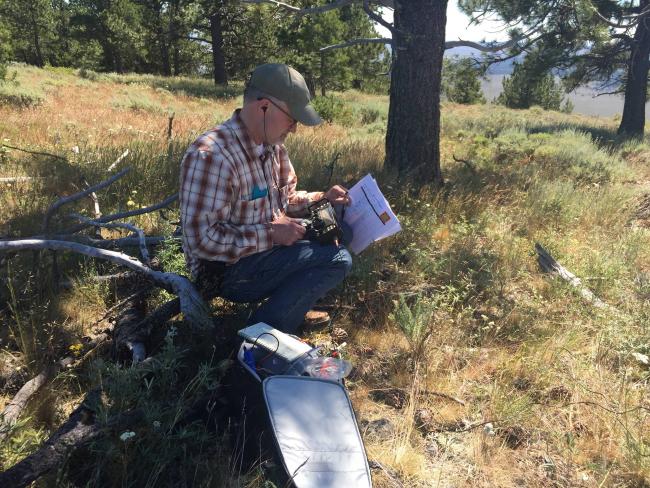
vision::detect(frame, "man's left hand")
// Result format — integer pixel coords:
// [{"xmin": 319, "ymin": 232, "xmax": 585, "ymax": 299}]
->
[{"xmin": 325, "ymin": 185, "xmax": 351, "ymax": 206}]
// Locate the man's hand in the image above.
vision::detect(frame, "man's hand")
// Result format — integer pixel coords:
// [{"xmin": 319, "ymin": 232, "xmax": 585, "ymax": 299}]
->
[
  {"xmin": 325, "ymin": 185, "xmax": 351, "ymax": 206},
  {"xmin": 271, "ymin": 214, "xmax": 306, "ymax": 246}
]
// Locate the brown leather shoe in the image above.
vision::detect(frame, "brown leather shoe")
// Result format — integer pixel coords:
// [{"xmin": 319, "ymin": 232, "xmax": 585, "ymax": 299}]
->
[{"xmin": 301, "ymin": 310, "xmax": 331, "ymax": 328}]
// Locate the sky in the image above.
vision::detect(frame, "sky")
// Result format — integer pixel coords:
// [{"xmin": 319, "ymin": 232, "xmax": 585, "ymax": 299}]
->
[{"xmin": 376, "ymin": 1, "xmax": 509, "ymax": 43}]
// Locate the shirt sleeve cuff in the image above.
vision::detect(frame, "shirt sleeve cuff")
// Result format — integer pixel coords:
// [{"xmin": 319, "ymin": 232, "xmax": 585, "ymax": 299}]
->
[{"xmin": 255, "ymin": 223, "xmax": 274, "ymax": 252}]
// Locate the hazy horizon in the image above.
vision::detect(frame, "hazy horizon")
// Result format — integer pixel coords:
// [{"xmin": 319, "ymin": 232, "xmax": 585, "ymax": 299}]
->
[{"xmin": 481, "ymin": 74, "xmax": 645, "ymax": 119}]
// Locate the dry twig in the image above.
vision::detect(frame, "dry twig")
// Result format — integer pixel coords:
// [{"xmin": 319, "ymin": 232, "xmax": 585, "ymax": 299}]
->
[{"xmin": 42, "ymin": 167, "xmax": 131, "ymax": 233}]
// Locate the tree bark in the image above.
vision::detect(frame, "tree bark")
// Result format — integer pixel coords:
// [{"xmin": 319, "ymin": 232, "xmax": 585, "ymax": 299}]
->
[
  {"xmin": 618, "ymin": 1, "xmax": 650, "ymax": 138},
  {"xmin": 210, "ymin": 10, "xmax": 228, "ymax": 85},
  {"xmin": 386, "ymin": 0, "xmax": 447, "ymax": 185},
  {"xmin": 28, "ymin": 3, "xmax": 44, "ymax": 67}
]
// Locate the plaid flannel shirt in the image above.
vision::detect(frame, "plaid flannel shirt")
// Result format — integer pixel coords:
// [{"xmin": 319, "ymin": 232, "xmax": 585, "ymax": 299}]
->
[{"xmin": 179, "ymin": 110, "xmax": 322, "ymax": 276}]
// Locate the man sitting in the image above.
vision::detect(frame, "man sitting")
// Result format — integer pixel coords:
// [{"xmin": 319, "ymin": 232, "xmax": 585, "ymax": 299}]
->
[{"xmin": 179, "ymin": 63, "xmax": 352, "ymax": 334}]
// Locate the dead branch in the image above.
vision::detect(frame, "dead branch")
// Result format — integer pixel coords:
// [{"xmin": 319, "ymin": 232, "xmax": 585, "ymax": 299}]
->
[
  {"xmin": 0, "ymin": 330, "xmax": 112, "ymax": 443},
  {"xmin": 242, "ymin": 0, "xmax": 356, "ymax": 15},
  {"xmin": 43, "ymin": 234, "xmax": 169, "ymax": 250},
  {"xmin": 0, "ymin": 362, "xmax": 69, "ymax": 442},
  {"xmin": 320, "ymin": 37, "xmax": 392, "ymax": 53},
  {"xmin": 590, "ymin": 3, "xmax": 650, "ymax": 29},
  {"xmin": 167, "ymin": 113, "xmax": 175, "ymax": 140},
  {"xmin": 119, "ymin": 297, "xmax": 181, "ymax": 345},
  {"xmin": 106, "ymin": 149, "xmax": 129, "ymax": 172},
  {"xmin": 81, "ymin": 177, "xmax": 102, "ymax": 238},
  {"xmin": 64, "ymin": 193, "xmax": 178, "ymax": 234},
  {"xmin": 88, "ymin": 287, "xmax": 151, "ymax": 330},
  {"xmin": 0, "ymin": 239, "xmax": 212, "ymax": 330},
  {"xmin": 363, "ymin": 0, "xmax": 396, "ymax": 34},
  {"xmin": 0, "ymin": 177, "xmax": 44, "ymax": 183},
  {"xmin": 126, "ymin": 341, "xmax": 146, "ymax": 363},
  {"xmin": 1, "ymin": 143, "xmax": 67, "ymax": 161},
  {"xmin": 0, "ymin": 392, "xmax": 144, "ymax": 488},
  {"xmin": 535, "ymin": 243, "xmax": 618, "ymax": 313},
  {"xmin": 445, "ymin": 36, "xmax": 524, "ymax": 53},
  {"xmin": 421, "ymin": 390, "xmax": 466, "ymax": 406},
  {"xmin": 42, "ymin": 167, "xmax": 131, "ymax": 234},
  {"xmin": 59, "ymin": 271, "xmax": 140, "ymax": 289},
  {"xmin": 452, "ymin": 154, "xmax": 477, "ymax": 175},
  {"xmin": 69, "ymin": 214, "xmax": 151, "ymax": 265},
  {"xmin": 368, "ymin": 460, "xmax": 404, "ymax": 488}
]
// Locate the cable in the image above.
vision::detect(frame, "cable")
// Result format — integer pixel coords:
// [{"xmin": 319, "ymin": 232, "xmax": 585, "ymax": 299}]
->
[{"xmin": 251, "ymin": 332, "xmax": 280, "ymax": 366}]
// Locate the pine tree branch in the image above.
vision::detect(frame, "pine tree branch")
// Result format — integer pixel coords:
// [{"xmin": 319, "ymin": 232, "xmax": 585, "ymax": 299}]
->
[
  {"xmin": 241, "ymin": 0, "xmax": 357, "ymax": 16},
  {"xmin": 320, "ymin": 37, "xmax": 392, "ymax": 52},
  {"xmin": 363, "ymin": 0, "xmax": 396, "ymax": 34}
]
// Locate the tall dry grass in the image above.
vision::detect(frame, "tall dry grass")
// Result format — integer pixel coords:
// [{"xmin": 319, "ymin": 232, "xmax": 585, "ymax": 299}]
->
[{"xmin": 1, "ymin": 65, "xmax": 649, "ymax": 487}]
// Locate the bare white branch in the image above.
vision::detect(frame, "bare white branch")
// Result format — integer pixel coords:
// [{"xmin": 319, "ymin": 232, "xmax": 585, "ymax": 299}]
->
[
  {"xmin": 0, "ymin": 239, "xmax": 212, "ymax": 330},
  {"xmin": 65, "ymin": 193, "xmax": 178, "ymax": 234},
  {"xmin": 106, "ymin": 149, "xmax": 129, "ymax": 172},
  {"xmin": 42, "ymin": 167, "xmax": 131, "ymax": 233},
  {"xmin": 69, "ymin": 214, "xmax": 151, "ymax": 265}
]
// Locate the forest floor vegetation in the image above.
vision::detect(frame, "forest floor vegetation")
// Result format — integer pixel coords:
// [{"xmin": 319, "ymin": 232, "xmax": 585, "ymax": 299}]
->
[{"xmin": 0, "ymin": 64, "xmax": 649, "ymax": 487}]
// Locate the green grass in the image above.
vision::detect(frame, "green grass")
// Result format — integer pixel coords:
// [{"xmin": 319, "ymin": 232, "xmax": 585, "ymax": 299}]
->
[{"xmin": 1, "ymin": 66, "xmax": 650, "ymax": 487}]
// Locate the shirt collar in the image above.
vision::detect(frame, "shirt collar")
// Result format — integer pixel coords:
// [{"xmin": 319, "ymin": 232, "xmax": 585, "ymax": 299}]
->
[{"xmin": 224, "ymin": 109, "xmax": 274, "ymax": 162}]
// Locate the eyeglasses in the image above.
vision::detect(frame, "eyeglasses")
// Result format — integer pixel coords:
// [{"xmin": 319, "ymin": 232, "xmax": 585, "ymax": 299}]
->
[{"xmin": 265, "ymin": 98, "xmax": 297, "ymax": 127}]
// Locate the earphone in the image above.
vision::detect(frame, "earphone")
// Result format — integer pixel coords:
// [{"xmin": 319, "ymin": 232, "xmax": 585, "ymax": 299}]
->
[{"xmin": 258, "ymin": 97, "xmax": 268, "ymax": 112}]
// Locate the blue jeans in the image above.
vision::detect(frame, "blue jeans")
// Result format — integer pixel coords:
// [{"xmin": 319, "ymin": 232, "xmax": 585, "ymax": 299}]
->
[{"xmin": 218, "ymin": 241, "xmax": 352, "ymax": 334}]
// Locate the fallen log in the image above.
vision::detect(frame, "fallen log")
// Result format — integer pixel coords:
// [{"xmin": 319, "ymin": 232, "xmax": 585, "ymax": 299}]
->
[
  {"xmin": 0, "ymin": 332, "xmax": 112, "ymax": 443},
  {"xmin": 0, "ymin": 239, "xmax": 212, "ymax": 331},
  {"xmin": 535, "ymin": 243, "xmax": 618, "ymax": 312},
  {"xmin": 0, "ymin": 289, "xmax": 144, "ymax": 442},
  {"xmin": 0, "ymin": 393, "xmax": 143, "ymax": 488}
]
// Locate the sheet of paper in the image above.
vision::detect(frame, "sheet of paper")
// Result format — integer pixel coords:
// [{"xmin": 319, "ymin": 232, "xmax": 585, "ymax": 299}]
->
[{"xmin": 343, "ymin": 174, "xmax": 401, "ymax": 254}]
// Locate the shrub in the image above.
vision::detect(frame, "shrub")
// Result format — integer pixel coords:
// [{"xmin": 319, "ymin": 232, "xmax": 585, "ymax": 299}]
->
[
  {"xmin": 0, "ymin": 81, "xmax": 45, "ymax": 108},
  {"xmin": 496, "ymin": 52, "xmax": 568, "ymax": 112},
  {"xmin": 442, "ymin": 57, "xmax": 486, "ymax": 104},
  {"xmin": 311, "ymin": 95, "xmax": 354, "ymax": 125},
  {"xmin": 358, "ymin": 106, "xmax": 382, "ymax": 125},
  {"xmin": 77, "ymin": 68, "xmax": 102, "ymax": 81}
]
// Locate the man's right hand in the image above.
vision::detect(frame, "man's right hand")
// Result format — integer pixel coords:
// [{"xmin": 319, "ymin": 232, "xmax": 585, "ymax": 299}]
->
[{"xmin": 271, "ymin": 214, "xmax": 306, "ymax": 246}]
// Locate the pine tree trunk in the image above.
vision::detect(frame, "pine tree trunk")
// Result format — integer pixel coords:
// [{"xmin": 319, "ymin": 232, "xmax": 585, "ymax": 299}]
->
[
  {"xmin": 618, "ymin": 1, "xmax": 650, "ymax": 138},
  {"xmin": 28, "ymin": 4, "xmax": 44, "ymax": 67},
  {"xmin": 386, "ymin": 0, "xmax": 447, "ymax": 185},
  {"xmin": 210, "ymin": 11, "xmax": 228, "ymax": 85}
]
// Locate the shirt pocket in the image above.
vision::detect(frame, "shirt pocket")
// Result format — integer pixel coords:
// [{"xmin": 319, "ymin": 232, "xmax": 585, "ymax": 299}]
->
[{"xmin": 230, "ymin": 197, "xmax": 264, "ymax": 225}]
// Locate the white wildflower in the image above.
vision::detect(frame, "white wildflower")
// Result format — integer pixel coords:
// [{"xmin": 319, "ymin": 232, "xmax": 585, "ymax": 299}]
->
[
  {"xmin": 119, "ymin": 431, "xmax": 136, "ymax": 442},
  {"xmin": 166, "ymin": 325, "xmax": 178, "ymax": 339}
]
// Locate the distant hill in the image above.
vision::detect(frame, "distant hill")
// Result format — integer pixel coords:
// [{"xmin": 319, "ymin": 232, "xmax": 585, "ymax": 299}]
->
[{"xmin": 444, "ymin": 46, "xmax": 522, "ymax": 74}]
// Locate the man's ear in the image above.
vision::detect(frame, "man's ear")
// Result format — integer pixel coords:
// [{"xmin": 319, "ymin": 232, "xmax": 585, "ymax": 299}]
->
[{"xmin": 257, "ymin": 97, "xmax": 268, "ymax": 112}]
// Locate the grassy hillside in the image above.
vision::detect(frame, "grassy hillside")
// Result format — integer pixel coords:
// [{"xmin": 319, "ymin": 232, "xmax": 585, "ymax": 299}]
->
[{"xmin": 1, "ymin": 64, "xmax": 649, "ymax": 487}]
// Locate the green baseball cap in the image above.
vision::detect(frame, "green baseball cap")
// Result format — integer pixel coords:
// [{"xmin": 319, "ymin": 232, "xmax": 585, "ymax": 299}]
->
[{"xmin": 249, "ymin": 63, "xmax": 322, "ymax": 126}]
